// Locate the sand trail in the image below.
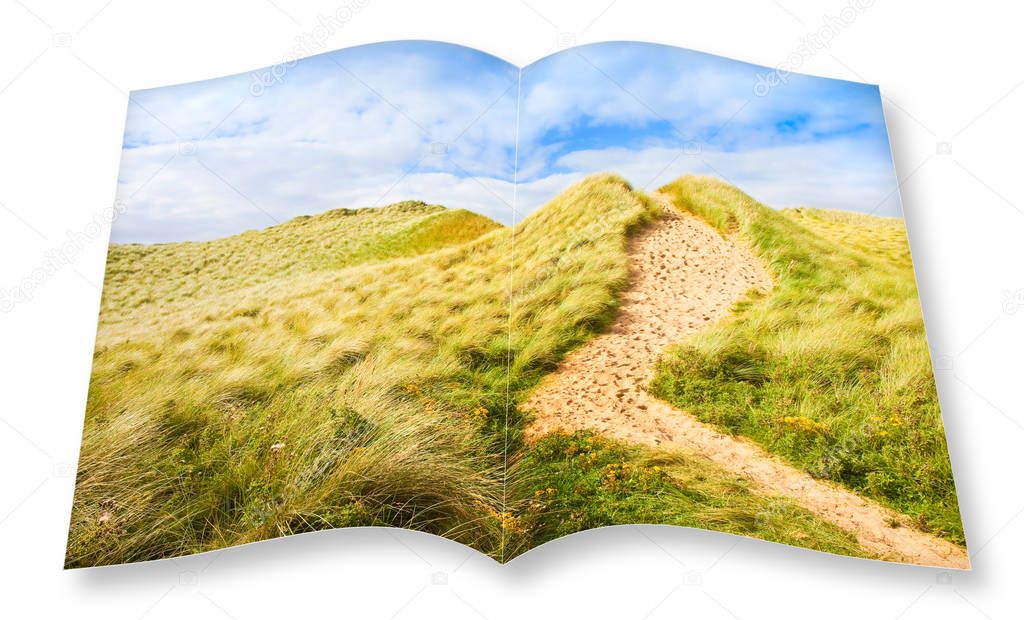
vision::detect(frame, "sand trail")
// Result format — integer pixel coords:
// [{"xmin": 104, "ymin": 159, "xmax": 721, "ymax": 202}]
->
[{"xmin": 524, "ymin": 193, "xmax": 969, "ymax": 568}]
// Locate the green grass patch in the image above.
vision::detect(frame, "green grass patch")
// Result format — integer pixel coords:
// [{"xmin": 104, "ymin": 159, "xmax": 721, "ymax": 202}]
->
[{"xmin": 504, "ymin": 431, "xmax": 867, "ymax": 559}]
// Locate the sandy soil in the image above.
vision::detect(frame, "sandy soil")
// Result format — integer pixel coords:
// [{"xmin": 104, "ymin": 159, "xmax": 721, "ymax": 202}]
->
[{"xmin": 524, "ymin": 193, "xmax": 970, "ymax": 569}]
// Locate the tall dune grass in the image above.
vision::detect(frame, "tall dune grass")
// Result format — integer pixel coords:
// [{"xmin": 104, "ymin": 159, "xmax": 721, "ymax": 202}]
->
[
  {"xmin": 68, "ymin": 176, "xmax": 667, "ymax": 566},
  {"xmin": 70, "ymin": 201, "xmax": 511, "ymax": 566}
]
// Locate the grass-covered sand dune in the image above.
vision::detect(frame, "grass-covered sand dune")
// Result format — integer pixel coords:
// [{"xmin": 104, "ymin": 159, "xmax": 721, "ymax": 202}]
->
[
  {"xmin": 70, "ymin": 174, "xmax": 875, "ymax": 567},
  {"xmin": 99, "ymin": 202, "xmax": 499, "ymax": 328},
  {"xmin": 653, "ymin": 176, "xmax": 963, "ymax": 544}
]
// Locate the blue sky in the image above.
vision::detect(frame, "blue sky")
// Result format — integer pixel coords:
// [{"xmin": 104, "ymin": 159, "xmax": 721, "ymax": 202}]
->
[
  {"xmin": 112, "ymin": 41, "xmax": 900, "ymax": 243},
  {"xmin": 516, "ymin": 42, "xmax": 899, "ymax": 218}
]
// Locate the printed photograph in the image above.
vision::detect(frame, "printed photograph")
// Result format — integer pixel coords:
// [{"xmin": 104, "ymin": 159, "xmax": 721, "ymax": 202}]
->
[{"xmin": 67, "ymin": 41, "xmax": 966, "ymax": 568}]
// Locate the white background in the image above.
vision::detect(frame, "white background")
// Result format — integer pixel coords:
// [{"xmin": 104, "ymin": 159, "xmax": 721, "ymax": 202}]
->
[{"xmin": 1, "ymin": 0, "xmax": 1021, "ymax": 617}]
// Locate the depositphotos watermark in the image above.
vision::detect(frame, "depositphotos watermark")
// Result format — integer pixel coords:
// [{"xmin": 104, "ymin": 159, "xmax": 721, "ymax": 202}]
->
[
  {"xmin": 249, "ymin": 0, "xmax": 372, "ymax": 97},
  {"xmin": 1003, "ymin": 289, "xmax": 1024, "ymax": 315},
  {"xmin": 0, "ymin": 201, "xmax": 126, "ymax": 313},
  {"xmin": 754, "ymin": 0, "xmax": 875, "ymax": 97}
]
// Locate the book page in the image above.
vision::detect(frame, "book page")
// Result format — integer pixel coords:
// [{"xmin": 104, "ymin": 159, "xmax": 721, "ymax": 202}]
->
[{"xmin": 67, "ymin": 40, "xmax": 965, "ymax": 569}]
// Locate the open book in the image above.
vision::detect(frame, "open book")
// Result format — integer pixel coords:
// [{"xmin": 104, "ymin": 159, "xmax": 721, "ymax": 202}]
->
[{"xmin": 67, "ymin": 41, "xmax": 966, "ymax": 568}]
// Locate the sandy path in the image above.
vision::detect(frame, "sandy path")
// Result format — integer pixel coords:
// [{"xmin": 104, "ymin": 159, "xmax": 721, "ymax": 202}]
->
[{"xmin": 524, "ymin": 193, "xmax": 969, "ymax": 568}]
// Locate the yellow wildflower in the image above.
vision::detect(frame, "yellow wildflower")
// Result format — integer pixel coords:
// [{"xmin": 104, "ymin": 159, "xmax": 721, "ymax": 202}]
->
[{"xmin": 782, "ymin": 415, "xmax": 826, "ymax": 433}]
